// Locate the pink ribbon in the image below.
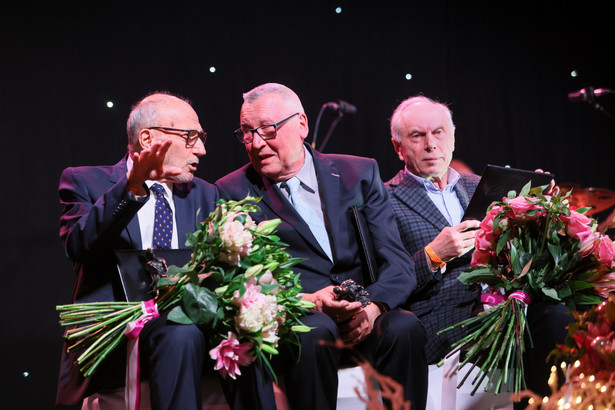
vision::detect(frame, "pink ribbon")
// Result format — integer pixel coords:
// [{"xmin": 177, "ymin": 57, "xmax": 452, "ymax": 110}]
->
[
  {"xmin": 480, "ymin": 293, "xmax": 505, "ymax": 305},
  {"xmin": 508, "ymin": 290, "xmax": 532, "ymax": 305},
  {"xmin": 124, "ymin": 299, "xmax": 159, "ymax": 410},
  {"xmin": 481, "ymin": 291, "xmax": 531, "ymax": 307}
]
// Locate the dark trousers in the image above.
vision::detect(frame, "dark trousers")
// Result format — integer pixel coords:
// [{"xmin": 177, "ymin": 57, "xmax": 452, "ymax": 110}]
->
[
  {"xmin": 139, "ymin": 315, "xmax": 274, "ymax": 410},
  {"xmin": 281, "ymin": 309, "xmax": 428, "ymax": 410}
]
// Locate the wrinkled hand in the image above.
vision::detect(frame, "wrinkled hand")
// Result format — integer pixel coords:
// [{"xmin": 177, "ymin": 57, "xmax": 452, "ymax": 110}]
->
[
  {"xmin": 302, "ymin": 285, "xmax": 362, "ymax": 323},
  {"xmin": 126, "ymin": 140, "xmax": 182, "ymax": 194},
  {"xmin": 534, "ymin": 168, "xmax": 559, "ymax": 196},
  {"xmin": 428, "ymin": 219, "xmax": 480, "ymax": 264},
  {"xmin": 338, "ymin": 303, "xmax": 380, "ymax": 346}
]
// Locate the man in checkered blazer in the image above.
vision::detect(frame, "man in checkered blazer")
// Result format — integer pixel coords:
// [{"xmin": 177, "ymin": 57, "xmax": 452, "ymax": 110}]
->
[
  {"xmin": 384, "ymin": 96, "xmax": 481, "ymax": 365},
  {"xmin": 385, "ymin": 95, "xmax": 574, "ymax": 409}
]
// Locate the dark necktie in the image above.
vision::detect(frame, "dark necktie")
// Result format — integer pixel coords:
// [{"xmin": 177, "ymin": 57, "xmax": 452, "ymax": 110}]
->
[{"xmin": 151, "ymin": 183, "xmax": 173, "ymax": 249}]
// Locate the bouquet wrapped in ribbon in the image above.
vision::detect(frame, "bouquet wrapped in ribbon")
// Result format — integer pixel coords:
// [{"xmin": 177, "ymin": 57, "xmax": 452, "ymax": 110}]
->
[
  {"xmin": 57, "ymin": 197, "xmax": 313, "ymax": 384},
  {"xmin": 518, "ymin": 293, "xmax": 615, "ymax": 408},
  {"xmin": 440, "ymin": 183, "xmax": 615, "ymax": 395}
]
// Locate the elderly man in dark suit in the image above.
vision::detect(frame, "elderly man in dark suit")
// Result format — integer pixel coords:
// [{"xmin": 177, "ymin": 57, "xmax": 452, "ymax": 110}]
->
[
  {"xmin": 385, "ymin": 95, "xmax": 573, "ymax": 408},
  {"xmin": 216, "ymin": 83, "xmax": 427, "ymax": 410},
  {"xmin": 56, "ymin": 92, "xmax": 261, "ymax": 410}
]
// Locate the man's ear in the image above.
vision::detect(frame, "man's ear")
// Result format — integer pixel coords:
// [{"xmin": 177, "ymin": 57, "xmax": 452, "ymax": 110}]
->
[
  {"xmin": 138, "ymin": 129, "xmax": 153, "ymax": 150},
  {"xmin": 298, "ymin": 113, "xmax": 310, "ymax": 142},
  {"xmin": 391, "ymin": 138, "xmax": 404, "ymax": 162}
]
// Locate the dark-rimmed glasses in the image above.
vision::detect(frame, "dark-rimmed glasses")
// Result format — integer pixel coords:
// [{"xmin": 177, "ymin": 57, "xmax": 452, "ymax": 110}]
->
[
  {"xmin": 147, "ymin": 127, "xmax": 207, "ymax": 147},
  {"xmin": 234, "ymin": 112, "xmax": 299, "ymax": 144}
]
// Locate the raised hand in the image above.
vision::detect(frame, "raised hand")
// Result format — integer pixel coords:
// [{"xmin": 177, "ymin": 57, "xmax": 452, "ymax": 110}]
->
[{"xmin": 126, "ymin": 140, "xmax": 182, "ymax": 195}]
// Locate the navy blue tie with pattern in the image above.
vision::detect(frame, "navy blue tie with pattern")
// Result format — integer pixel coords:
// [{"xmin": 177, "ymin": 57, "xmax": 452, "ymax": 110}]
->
[{"xmin": 151, "ymin": 183, "xmax": 173, "ymax": 249}]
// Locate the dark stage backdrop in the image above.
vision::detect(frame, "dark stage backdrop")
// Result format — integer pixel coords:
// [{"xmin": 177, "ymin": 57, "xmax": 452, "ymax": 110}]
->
[{"xmin": 2, "ymin": 1, "xmax": 613, "ymax": 408}]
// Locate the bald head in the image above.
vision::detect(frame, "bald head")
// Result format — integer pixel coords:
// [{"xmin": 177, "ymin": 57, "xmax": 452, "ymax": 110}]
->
[
  {"xmin": 390, "ymin": 96, "xmax": 454, "ymax": 143},
  {"xmin": 242, "ymin": 83, "xmax": 305, "ymax": 114},
  {"xmin": 126, "ymin": 92, "xmax": 194, "ymax": 154}
]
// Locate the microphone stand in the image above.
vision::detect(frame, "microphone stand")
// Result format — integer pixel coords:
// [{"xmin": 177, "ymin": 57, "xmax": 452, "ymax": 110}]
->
[
  {"xmin": 583, "ymin": 87, "xmax": 615, "ymax": 123},
  {"xmin": 311, "ymin": 104, "xmax": 345, "ymax": 152}
]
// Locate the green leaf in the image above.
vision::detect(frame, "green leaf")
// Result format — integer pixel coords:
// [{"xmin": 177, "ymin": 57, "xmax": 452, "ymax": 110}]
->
[
  {"xmin": 567, "ymin": 280, "xmax": 596, "ymax": 291},
  {"xmin": 519, "ymin": 181, "xmax": 532, "ymax": 197},
  {"xmin": 572, "ymin": 293, "xmax": 602, "ymax": 306},
  {"xmin": 167, "ymin": 265, "xmax": 193, "ymax": 277},
  {"xmin": 182, "ymin": 284, "xmax": 218, "ymax": 326},
  {"xmin": 575, "ymin": 206, "xmax": 592, "ymax": 215},
  {"xmin": 233, "ymin": 213, "xmax": 248, "ymax": 224},
  {"xmin": 496, "ymin": 229, "xmax": 511, "ymax": 255},
  {"xmin": 156, "ymin": 277, "xmax": 175, "ymax": 287},
  {"xmin": 547, "ymin": 243, "xmax": 561, "ymax": 265},
  {"xmin": 458, "ymin": 267, "xmax": 500, "ymax": 285},
  {"xmin": 557, "ymin": 284, "xmax": 571, "ymax": 299},
  {"xmin": 541, "ymin": 287, "xmax": 560, "ymax": 301},
  {"xmin": 167, "ymin": 305, "xmax": 194, "ymax": 325},
  {"xmin": 510, "ymin": 242, "xmax": 522, "ymax": 275}
]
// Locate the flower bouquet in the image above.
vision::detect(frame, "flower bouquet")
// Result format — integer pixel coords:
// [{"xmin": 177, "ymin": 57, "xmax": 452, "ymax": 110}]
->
[
  {"xmin": 57, "ymin": 196, "xmax": 313, "ymax": 382},
  {"xmin": 519, "ymin": 293, "xmax": 615, "ymax": 409},
  {"xmin": 439, "ymin": 183, "xmax": 615, "ymax": 396}
]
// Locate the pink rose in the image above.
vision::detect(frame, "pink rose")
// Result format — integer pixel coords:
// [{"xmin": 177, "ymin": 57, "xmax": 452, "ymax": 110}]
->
[
  {"xmin": 593, "ymin": 236, "xmax": 615, "ymax": 268},
  {"xmin": 479, "ymin": 205, "xmax": 503, "ymax": 235},
  {"xmin": 505, "ymin": 196, "xmax": 541, "ymax": 220},
  {"xmin": 474, "ymin": 229, "xmax": 494, "ymax": 252},
  {"xmin": 561, "ymin": 211, "xmax": 593, "ymax": 239},
  {"xmin": 471, "ymin": 248, "xmax": 492, "ymax": 267},
  {"xmin": 594, "ymin": 272, "xmax": 615, "ymax": 297},
  {"xmin": 561, "ymin": 211, "xmax": 600, "ymax": 257},
  {"xmin": 209, "ymin": 332, "xmax": 253, "ymax": 379},
  {"xmin": 578, "ymin": 230, "xmax": 601, "ymax": 258}
]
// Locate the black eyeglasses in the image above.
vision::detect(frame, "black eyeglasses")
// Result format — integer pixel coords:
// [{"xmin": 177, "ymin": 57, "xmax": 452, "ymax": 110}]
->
[
  {"xmin": 234, "ymin": 113, "xmax": 299, "ymax": 144},
  {"xmin": 147, "ymin": 127, "xmax": 207, "ymax": 147}
]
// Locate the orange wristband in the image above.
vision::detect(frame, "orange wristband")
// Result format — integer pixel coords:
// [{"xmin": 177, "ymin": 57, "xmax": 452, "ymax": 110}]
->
[
  {"xmin": 425, "ymin": 244, "xmax": 446, "ymax": 268},
  {"xmin": 127, "ymin": 184, "xmax": 141, "ymax": 196}
]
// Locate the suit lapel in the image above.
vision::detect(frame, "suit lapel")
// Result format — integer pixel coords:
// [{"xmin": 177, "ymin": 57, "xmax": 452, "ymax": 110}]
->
[
  {"xmin": 454, "ymin": 176, "xmax": 473, "ymax": 211},
  {"xmin": 312, "ymin": 149, "xmax": 341, "ymax": 258},
  {"xmin": 247, "ymin": 169, "xmax": 322, "ymax": 249},
  {"xmin": 247, "ymin": 153, "xmax": 332, "ymax": 259},
  {"xmin": 111, "ymin": 158, "xmax": 142, "ymax": 249},
  {"xmin": 390, "ymin": 171, "xmax": 450, "ymax": 230},
  {"xmin": 173, "ymin": 182, "xmax": 199, "ymax": 249}
]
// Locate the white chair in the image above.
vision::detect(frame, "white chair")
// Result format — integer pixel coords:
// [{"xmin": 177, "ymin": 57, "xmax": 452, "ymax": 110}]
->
[{"xmin": 426, "ymin": 351, "xmax": 513, "ymax": 410}]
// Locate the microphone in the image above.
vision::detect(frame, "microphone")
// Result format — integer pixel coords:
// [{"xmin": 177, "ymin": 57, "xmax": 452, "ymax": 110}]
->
[
  {"xmin": 324, "ymin": 100, "xmax": 357, "ymax": 115},
  {"xmin": 568, "ymin": 87, "xmax": 613, "ymax": 103}
]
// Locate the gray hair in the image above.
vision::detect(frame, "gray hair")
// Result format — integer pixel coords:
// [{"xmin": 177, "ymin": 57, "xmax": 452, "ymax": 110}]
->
[
  {"xmin": 242, "ymin": 83, "xmax": 305, "ymax": 113},
  {"xmin": 390, "ymin": 95, "xmax": 454, "ymax": 143},
  {"xmin": 126, "ymin": 91, "xmax": 191, "ymax": 153}
]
